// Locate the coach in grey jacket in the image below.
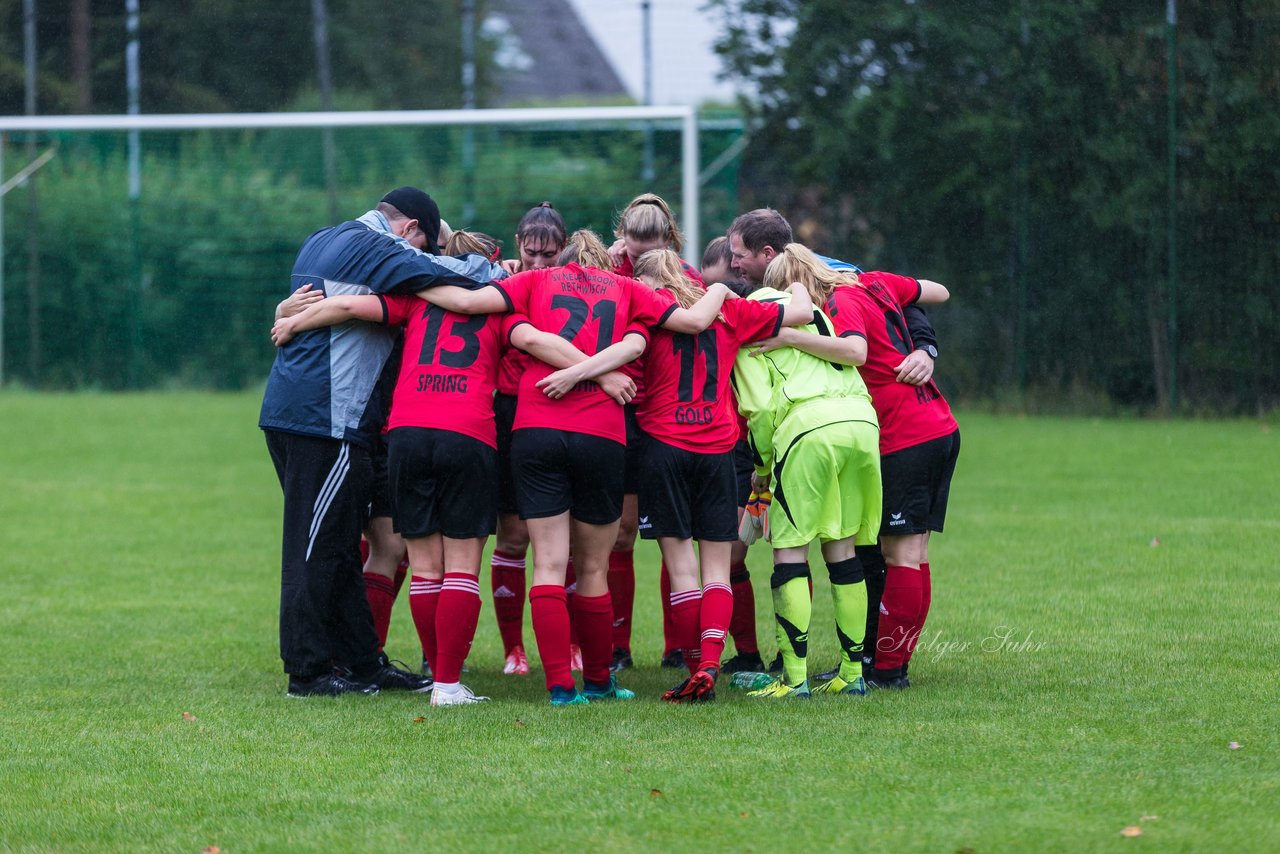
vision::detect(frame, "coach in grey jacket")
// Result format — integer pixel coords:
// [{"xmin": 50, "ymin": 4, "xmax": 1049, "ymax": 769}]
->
[{"xmin": 260, "ymin": 187, "xmax": 506, "ymax": 697}]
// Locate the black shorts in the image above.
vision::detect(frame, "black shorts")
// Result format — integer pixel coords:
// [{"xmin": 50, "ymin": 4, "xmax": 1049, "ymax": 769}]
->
[
  {"xmin": 637, "ymin": 439, "xmax": 739, "ymax": 542},
  {"xmin": 623, "ymin": 404, "xmax": 645, "ymax": 494},
  {"xmin": 880, "ymin": 429, "xmax": 960, "ymax": 537},
  {"xmin": 387, "ymin": 427, "xmax": 498, "ymax": 540},
  {"xmin": 494, "ymin": 392, "xmax": 519, "ymax": 516},
  {"xmin": 733, "ymin": 439, "xmax": 755, "ymax": 507},
  {"xmin": 368, "ymin": 431, "xmax": 394, "ymax": 520},
  {"xmin": 511, "ymin": 428, "xmax": 625, "ymax": 525}
]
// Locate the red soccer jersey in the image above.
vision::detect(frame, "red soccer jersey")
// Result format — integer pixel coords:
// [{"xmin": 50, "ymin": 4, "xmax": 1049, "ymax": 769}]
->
[
  {"xmin": 494, "ymin": 264, "xmax": 678, "ymax": 443},
  {"xmin": 614, "ymin": 257, "xmax": 704, "ymax": 405},
  {"xmin": 380, "ymin": 294, "xmax": 506, "ymax": 448},
  {"xmin": 639, "ymin": 298, "xmax": 784, "ymax": 454},
  {"xmin": 825, "ymin": 272, "xmax": 957, "ymax": 455},
  {"xmin": 496, "ymin": 347, "xmax": 527, "ymax": 396}
]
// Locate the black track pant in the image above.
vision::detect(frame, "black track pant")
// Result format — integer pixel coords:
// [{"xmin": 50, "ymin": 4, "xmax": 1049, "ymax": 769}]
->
[{"xmin": 265, "ymin": 430, "xmax": 380, "ymax": 680}]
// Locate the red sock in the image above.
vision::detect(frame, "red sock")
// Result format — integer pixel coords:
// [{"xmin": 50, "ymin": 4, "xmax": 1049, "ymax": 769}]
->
[
  {"xmin": 392, "ymin": 558, "xmax": 409, "ymax": 598},
  {"xmin": 660, "ymin": 562, "xmax": 678, "ymax": 655},
  {"xmin": 910, "ymin": 561, "xmax": 933, "ymax": 664},
  {"xmin": 669, "ymin": 587, "xmax": 702, "ymax": 675},
  {"xmin": 564, "ymin": 558, "xmax": 579, "ymax": 647},
  {"xmin": 607, "ymin": 550, "xmax": 636, "ymax": 652},
  {"xmin": 727, "ymin": 562, "xmax": 758, "ymax": 654},
  {"xmin": 363, "ymin": 572, "xmax": 396, "ymax": 651},
  {"xmin": 876, "ymin": 565, "xmax": 924, "ymax": 671},
  {"xmin": 698, "ymin": 582, "xmax": 734, "ymax": 671},
  {"xmin": 490, "ymin": 550, "xmax": 527, "ymax": 654},
  {"xmin": 408, "ymin": 576, "xmax": 442, "ymax": 670},
  {"xmin": 572, "ymin": 592, "xmax": 615, "ymax": 685},
  {"xmin": 530, "ymin": 584, "xmax": 574, "ymax": 691},
  {"xmin": 434, "ymin": 573, "xmax": 481, "ymax": 684}
]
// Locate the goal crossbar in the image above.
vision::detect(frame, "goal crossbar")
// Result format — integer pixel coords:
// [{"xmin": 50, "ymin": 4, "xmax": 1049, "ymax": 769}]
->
[{"xmin": 0, "ymin": 106, "xmax": 701, "ymax": 260}]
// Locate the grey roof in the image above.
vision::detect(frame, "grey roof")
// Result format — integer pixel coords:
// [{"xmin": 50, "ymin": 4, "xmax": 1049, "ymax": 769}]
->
[{"xmin": 487, "ymin": 0, "xmax": 629, "ymax": 104}]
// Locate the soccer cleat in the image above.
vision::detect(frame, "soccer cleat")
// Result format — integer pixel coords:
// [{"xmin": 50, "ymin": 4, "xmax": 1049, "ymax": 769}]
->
[
  {"xmin": 503, "ymin": 645, "xmax": 530, "ymax": 676},
  {"xmin": 550, "ymin": 685, "xmax": 589, "ymax": 706},
  {"xmin": 662, "ymin": 677, "xmax": 693, "ymax": 703},
  {"xmin": 582, "ymin": 675, "xmax": 636, "ymax": 701},
  {"xmin": 747, "ymin": 677, "xmax": 811, "ymax": 700},
  {"xmin": 610, "ymin": 647, "xmax": 634, "ymax": 673},
  {"xmin": 660, "ymin": 649, "xmax": 685, "ymax": 669},
  {"xmin": 287, "ymin": 673, "xmax": 379, "ymax": 698},
  {"xmin": 812, "ymin": 674, "xmax": 868, "ymax": 696},
  {"xmin": 683, "ymin": 668, "xmax": 718, "ymax": 702},
  {"xmin": 720, "ymin": 650, "xmax": 766, "ymax": 674},
  {"xmin": 430, "ymin": 683, "xmax": 490, "ymax": 706},
  {"xmin": 767, "ymin": 652, "xmax": 784, "ymax": 674},
  {"xmin": 570, "ymin": 644, "xmax": 584, "ymax": 673}
]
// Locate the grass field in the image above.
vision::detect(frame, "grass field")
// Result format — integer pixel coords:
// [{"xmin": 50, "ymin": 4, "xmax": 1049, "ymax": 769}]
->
[{"xmin": 0, "ymin": 391, "xmax": 1277, "ymax": 852}]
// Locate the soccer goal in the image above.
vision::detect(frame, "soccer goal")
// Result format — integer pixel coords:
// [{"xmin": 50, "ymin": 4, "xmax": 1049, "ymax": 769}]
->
[{"xmin": 0, "ymin": 106, "xmax": 743, "ymax": 389}]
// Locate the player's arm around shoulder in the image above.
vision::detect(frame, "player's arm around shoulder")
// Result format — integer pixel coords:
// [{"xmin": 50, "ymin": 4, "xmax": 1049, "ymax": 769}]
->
[{"xmin": 271, "ymin": 295, "xmax": 383, "ymax": 347}]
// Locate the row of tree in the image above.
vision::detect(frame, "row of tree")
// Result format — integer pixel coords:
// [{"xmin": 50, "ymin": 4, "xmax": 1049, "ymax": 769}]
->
[{"xmin": 708, "ymin": 0, "xmax": 1279, "ymax": 413}]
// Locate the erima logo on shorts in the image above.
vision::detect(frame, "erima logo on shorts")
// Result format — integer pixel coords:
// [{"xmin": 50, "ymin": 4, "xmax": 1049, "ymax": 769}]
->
[
  {"xmin": 889, "ymin": 512, "xmax": 906, "ymax": 527},
  {"xmin": 638, "ymin": 516, "xmax": 651, "ymax": 530}
]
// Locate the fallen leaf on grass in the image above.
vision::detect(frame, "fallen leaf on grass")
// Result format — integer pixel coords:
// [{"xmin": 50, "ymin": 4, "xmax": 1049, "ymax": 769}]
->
[
  {"xmin": 514, "ymin": 719, "xmax": 526, "ymax": 728},
  {"xmin": 623, "ymin": 767, "xmax": 632, "ymax": 773},
  {"xmin": 201, "ymin": 847, "xmax": 220, "ymax": 854},
  {"xmin": 1150, "ymin": 538, "xmax": 1161, "ymax": 547},
  {"xmin": 649, "ymin": 789, "xmax": 663, "ymax": 798},
  {"xmin": 413, "ymin": 716, "xmax": 426, "ymax": 724},
  {"xmin": 739, "ymin": 812, "xmax": 749, "ymax": 819},
  {"xmin": 956, "ymin": 848, "xmax": 976, "ymax": 854},
  {"xmin": 1120, "ymin": 826, "xmax": 1143, "ymax": 837},
  {"xmin": 1229, "ymin": 741, "xmax": 1241, "ymax": 750},
  {"xmin": 1141, "ymin": 816, "xmax": 1159, "ymax": 822},
  {"xmin": 181, "ymin": 712, "xmax": 197, "ymax": 722}
]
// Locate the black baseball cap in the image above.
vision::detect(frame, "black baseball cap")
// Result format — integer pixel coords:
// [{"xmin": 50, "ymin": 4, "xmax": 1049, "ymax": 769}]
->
[{"xmin": 381, "ymin": 187, "xmax": 442, "ymax": 253}]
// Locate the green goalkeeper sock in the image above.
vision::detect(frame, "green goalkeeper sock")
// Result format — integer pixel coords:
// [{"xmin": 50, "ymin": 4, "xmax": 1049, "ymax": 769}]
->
[
  {"xmin": 828, "ymin": 557, "xmax": 868, "ymax": 682},
  {"xmin": 770, "ymin": 563, "xmax": 811, "ymax": 686}
]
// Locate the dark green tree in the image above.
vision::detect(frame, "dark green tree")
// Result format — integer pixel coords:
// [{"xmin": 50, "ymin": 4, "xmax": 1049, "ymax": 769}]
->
[
  {"xmin": 0, "ymin": 0, "xmax": 496, "ymax": 114},
  {"xmin": 707, "ymin": 0, "xmax": 1280, "ymax": 412}
]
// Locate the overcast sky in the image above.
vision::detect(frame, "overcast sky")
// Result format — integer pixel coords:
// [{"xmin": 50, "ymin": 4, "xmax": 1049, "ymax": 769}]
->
[{"xmin": 565, "ymin": 0, "xmax": 738, "ymax": 106}]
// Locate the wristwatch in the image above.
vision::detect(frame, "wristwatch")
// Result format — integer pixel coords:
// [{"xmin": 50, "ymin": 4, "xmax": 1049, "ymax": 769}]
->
[{"xmin": 916, "ymin": 343, "xmax": 939, "ymax": 359}]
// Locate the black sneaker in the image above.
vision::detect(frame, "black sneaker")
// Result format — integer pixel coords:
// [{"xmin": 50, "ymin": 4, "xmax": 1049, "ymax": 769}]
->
[
  {"xmin": 660, "ymin": 649, "xmax": 685, "ymax": 669},
  {"xmin": 370, "ymin": 659, "xmax": 434, "ymax": 693},
  {"xmin": 768, "ymin": 652, "xmax": 783, "ymax": 674},
  {"xmin": 610, "ymin": 647, "xmax": 634, "ymax": 673},
  {"xmin": 287, "ymin": 673, "xmax": 380, "ymax": 698},
  {"xmin": 865, "ymin": 667, "xmax": 911, "ymax": 691},
  {"xmin": 720, "ymin": 650, "xmax": 765, "ymax": 674}
]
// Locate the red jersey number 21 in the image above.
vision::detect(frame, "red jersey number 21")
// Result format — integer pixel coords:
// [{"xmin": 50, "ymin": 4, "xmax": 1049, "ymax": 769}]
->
[{"xmin": 551, "ymin": 295, "xmax": 617, "ymax": 353}]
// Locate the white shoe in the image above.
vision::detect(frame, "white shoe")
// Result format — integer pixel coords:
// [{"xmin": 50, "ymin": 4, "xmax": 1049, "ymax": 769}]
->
[{"xmin": 430, "ymin": 683, "xmax": 490, "ymax": 706}]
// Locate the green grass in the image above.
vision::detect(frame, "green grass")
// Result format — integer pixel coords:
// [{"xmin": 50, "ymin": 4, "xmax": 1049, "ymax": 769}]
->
[{"xmin": 1, "ymin": 392, "xmax": 1277, "ymax": 852}]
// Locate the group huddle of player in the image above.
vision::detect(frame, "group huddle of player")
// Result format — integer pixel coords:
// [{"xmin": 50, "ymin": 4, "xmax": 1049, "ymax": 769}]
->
[{"xmin": 265, "ymin": 189, "xmax": 959, "ymax": 706}]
